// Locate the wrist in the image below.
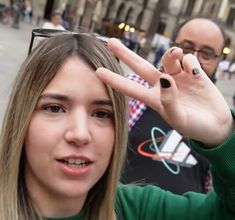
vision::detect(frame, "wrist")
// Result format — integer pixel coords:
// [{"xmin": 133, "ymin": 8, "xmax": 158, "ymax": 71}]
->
[
  {"xmin": 204, "ymin": 113, "xmax": 235, "ymax": 147},
  {"xmin": 218, "ymin": 119, "xmax": 235, "ymax": 145}
]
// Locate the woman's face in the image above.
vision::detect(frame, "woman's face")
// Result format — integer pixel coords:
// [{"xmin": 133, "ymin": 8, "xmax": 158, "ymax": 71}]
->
[{"xmin": 24, "ymin": 57, "xmax": 115, "ymax": 217}]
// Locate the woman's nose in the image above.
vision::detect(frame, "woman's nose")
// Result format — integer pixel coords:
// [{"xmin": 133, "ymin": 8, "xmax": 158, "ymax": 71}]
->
[{"xmin": 64, "ymin": 112, "xmax": 91, "ymax": 146}]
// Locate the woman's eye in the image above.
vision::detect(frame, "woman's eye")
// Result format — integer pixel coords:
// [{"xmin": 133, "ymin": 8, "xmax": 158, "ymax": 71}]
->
[
  {"xmin": 92, "ymin": 110, "xmax": 113, "ymax": 119},
  {"xmin": 42, "ymin": 104, "xmax": 65, "ymax": 113}
]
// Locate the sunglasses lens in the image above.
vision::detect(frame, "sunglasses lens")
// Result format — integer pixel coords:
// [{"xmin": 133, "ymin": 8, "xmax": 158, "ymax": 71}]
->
[{"xmin": 28, "ymin": 28, "xmax": 69, "ymax": 55}]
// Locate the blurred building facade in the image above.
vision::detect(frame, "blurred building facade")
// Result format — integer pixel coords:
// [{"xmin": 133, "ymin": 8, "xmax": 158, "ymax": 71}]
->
[{"xmin": 6, "ymin": 0, "xmax": 235, "ymax": 56}]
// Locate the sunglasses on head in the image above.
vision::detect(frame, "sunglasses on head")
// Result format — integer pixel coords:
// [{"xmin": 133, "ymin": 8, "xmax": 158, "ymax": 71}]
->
[{"xmin": 28, "ymin": 28, "xmax": 109, "ymax": 56}]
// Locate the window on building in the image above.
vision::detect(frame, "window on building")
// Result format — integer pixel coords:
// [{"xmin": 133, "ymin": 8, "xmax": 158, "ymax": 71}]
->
[
  {"xmin": 184, "ymin": 0, "xmax": 196, "ymax": 17},
  {"xmin": 226, "ymin": 8, "xmax": 235, "ymax": 27}
]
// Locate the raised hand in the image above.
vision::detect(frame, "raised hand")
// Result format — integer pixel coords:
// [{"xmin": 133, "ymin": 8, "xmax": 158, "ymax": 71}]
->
[{"xmin": 96, "ymin": 38, "xmax": 234, "ymax": 146}]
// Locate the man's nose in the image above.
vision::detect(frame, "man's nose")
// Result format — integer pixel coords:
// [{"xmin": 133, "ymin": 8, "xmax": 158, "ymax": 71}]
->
[
  {"xmin": 192, "ymin": 49, "xmax": 199, "ymax": 57},
  {"xmin": 64, "ymin": 112, "xmax": 91, "ymax": 146}
]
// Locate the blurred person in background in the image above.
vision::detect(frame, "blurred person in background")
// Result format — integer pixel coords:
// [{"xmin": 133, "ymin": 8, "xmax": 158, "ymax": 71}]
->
[
  {"xmin": 227, "ymin": 57, "xmax": 235, "ymax": 80},
  {"xmin": 42, "ymin": 10, "xmax": 65, "ymax": 30},
  {"xmin": 122, "ymin": 15, "xmax": 226, "ymax": 194},
  {"xmin": 153, "ymin": 44, "xmax": 166, "ymax": 67},
  {"xmin": 136, "ymin": 31, "xmax": 146, "ymax": 55},
  {"xmin": 12, "ymin": 1, "xmax": 23, "ymax": 29},
  {"xmin": 217, "ymin": 59, "xmax": 230, "ymax": 80},
  {"xmin": 22, "ymin": 0, "xmax": 32, "ymax": 24}
]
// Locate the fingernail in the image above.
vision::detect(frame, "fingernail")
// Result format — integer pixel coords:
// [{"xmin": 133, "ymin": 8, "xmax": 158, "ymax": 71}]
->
[
  {"xmin": 160, "ymin": 78, "xmax": 171, "ymax": 88},
  {"xmin": 170, "ymin": 48, "xmax": 175, "ymax": 54},
  {"xmin": 192, "ymin": 68, "xmax": 200, "ymax": 75}
]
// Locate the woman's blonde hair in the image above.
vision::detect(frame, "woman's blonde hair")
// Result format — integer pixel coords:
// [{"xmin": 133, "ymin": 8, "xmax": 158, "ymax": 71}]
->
[{"xmin": 0, "ymin": 33, "xmax": 128, "ymax": 220}]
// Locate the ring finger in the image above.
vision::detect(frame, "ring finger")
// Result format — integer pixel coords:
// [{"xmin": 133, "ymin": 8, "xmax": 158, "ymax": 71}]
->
[{"xmin": 161, "ymin": 47, "xmax": 184, "ymax": 75}]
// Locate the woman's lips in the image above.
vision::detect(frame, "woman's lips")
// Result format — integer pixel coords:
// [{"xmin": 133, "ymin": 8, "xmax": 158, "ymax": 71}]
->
[{"xmin": 57, "ymin": 156, "xmax": 93, "ymax": 177}]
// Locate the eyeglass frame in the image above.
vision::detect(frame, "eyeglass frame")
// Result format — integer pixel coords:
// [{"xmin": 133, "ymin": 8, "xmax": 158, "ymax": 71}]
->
[
  {"xmin": 28, "ymin": 28, "xmax": 109, "ymax": 56},
  {"xmin": 28, "ymin": 28, "xmax": 70, "ymax": 55},
  {"xmin": 169, "ymin": 41, "xmax": 221, "ymax": 62}
]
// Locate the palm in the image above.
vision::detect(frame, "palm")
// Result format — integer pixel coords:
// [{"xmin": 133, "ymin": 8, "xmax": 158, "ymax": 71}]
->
[{"xmin": 162, "ymin": 69, "xmax": 229, "ymax": 141}]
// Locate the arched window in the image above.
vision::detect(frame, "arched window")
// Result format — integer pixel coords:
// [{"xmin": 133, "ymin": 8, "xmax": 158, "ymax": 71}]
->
[
  {"xmin": 116, "ymin": 3, "xmax": 125, "ymax": 20},
  {"xmin": 135, "ymin": 10, "xmax": 143, "ymax": 27},
  {"xmin": 184, "ymin": 0, "xmax": 195, "ymax": 17},
  {"xmin": 226, "ymin": 7, "xmax": 235, "ymax": 28},
  {"xmin": 105, "ymin": 0, "xmax": 116, "ymax": 19},
  {"xmin": 125, "ymin": 7, "xmax": 134, "ymax": 24}
]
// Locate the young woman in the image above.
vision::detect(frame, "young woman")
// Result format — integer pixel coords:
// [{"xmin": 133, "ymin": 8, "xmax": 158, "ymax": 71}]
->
[
  {"xmin": 0, "ymin": 34, "xmax": 128, "ymax": 220},
  {"xmin": 0, "ymin": 33, "xmax": 234, "ymax": 220}
]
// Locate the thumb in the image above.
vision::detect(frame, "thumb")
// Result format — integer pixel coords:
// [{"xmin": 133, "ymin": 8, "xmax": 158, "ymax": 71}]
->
[{"xmin": 159, "ymin": 75, "xmax": 185, "ymax": 129}]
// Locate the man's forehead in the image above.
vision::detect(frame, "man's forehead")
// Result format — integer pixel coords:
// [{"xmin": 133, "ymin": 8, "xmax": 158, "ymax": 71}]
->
[
  {"xmin": 176, "ymin": 18, "xmax": 224, "ymax": 50},
  {"xmin": 184, "ymin": 18, "xmax": 221, "ymax": 32}
]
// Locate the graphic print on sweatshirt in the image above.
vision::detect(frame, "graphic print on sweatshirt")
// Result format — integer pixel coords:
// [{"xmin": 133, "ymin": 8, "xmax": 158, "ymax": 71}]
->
[{"xmin": 136, "ymin": 127, "xmax": 198, "ymax": 174}]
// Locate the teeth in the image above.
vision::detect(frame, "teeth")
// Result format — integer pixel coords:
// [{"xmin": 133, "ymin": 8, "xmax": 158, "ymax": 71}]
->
[
  {"xmin": 68, "ymin": 158, "xmax": 84, "ymax": 164},
  {"xmin": 63, "ymin": 158, "xmax": 89, "ymax": 168}
]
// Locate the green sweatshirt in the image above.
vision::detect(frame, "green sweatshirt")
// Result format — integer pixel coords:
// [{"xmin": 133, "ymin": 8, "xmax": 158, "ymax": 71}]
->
[{"xmin": 46, "ymin": 114, "xmax": 235, "ymax": 220}]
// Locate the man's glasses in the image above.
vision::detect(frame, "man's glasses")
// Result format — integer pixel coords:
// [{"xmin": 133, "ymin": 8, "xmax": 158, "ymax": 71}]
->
[
  {"xmin": 28, "ymin": 28, "xmax": 108, "ymax": 55},
  {"xmin": 170, "ymin": 41, "xmax": 221, "ymax": 63}
]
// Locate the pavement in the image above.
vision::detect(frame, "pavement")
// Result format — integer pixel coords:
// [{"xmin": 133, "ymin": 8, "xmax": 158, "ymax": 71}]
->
[
  {"xmin": 0, "ymin": 21, "xmax": 234, "ymax": 125},
  {"xmin": 0, "ymin": 21, "xmax": 39, "ymax": 124}
]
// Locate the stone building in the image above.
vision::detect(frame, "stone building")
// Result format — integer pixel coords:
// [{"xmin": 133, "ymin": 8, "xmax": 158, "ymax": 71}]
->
[{"xmin": 14, "ymin": 0, "xmax": 235, "ymax": 57}]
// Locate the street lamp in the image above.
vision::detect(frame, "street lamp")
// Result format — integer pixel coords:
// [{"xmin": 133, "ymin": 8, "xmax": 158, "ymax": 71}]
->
[{"xmin": 223, "ymin": 46, "xmax": 231, "ymax": 55}]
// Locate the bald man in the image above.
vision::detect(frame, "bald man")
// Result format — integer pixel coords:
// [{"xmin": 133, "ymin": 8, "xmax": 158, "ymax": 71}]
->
[
  {"xmin": 171, "ymin": 17, "xmax": 226, "ymax": 82},
  {"xmin": 122, "ymin": 16, "xmax": 226, "ymax": 194}
]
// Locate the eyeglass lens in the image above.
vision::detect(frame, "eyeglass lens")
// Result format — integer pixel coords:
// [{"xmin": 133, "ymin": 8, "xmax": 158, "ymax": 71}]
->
[{"xmin": 174, "ymin": 41, "xmax": 219, "ymax": 61}]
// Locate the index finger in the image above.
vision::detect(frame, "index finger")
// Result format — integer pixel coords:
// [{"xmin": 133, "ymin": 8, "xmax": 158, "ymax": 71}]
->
[{"xmin": 107, "ymin": 38, "xmax": 161, "ymax": 85}]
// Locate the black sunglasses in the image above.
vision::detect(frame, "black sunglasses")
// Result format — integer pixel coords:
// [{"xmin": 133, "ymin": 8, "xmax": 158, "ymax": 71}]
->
[
  {"xmin": 28, "ymin": 28, "xmax": 69, "ymax": 55},
  {"xmin": 28, "ymin": 28, "xmax": 109, "ymax": 56}
]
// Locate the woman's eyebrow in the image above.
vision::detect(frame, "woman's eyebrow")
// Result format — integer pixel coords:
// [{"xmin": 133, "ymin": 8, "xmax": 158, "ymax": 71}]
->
[
  {"xmin": 38, "ymin": 93, "xmax": 70, "ymax": 101},
  {"xmin": 38, "ymin": 93, "xmax": 113, "ymax": 106},
  {"xmin": 93, "ymin": 99, "xmax": 113, "ymax": 107}
]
